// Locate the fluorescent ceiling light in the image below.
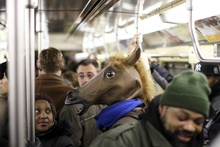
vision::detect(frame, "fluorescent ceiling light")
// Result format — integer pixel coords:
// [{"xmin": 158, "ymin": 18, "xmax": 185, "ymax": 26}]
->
[
  {"xmin": 124, "ymin": 14, "xmax": 176, "ymax": 35},
  {"xmin": 161, "ymin": 0, "xmax": 220, "ymax": 24},
  {"xmin": 86, "ymin": 14, "xmax": 177, "ymax": 48},
  {"xmin": 75, "ymin": 52, "xmax": 89, "ymax": 61}
]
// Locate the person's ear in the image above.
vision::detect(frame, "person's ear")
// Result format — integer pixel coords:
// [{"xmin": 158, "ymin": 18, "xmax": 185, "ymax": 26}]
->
[
  {"xmin": 158, "ymin": 104, "xmax": 164, "ymax": 115},
  {"xmin": 60, "ymin": 61, "xmax": 64, "ymax": 70},
  {"xmin": 36, "ymin": 59, "xmax": 42, "ymax": 70}
]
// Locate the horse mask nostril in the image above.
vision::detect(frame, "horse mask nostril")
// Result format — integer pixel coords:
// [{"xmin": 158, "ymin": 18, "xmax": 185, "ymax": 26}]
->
[{"xmin": 67, "ymin": 91, "xmax": 76, "ymax": 99}]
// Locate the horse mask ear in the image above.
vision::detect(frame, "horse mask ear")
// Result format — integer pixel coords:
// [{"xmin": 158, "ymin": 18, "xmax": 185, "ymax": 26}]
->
[{"xmin": 127, "ymin": 47, "xmax": 141, "ymax": 66}]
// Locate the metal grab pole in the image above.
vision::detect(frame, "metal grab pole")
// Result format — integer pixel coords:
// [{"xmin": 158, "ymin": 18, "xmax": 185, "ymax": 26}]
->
[
  {"xmin": 114, "ymin": 0, "xmax": 123, "ymax": 51},
  {"xmin": 135, "ymin": 0, "xmax": 144, "ymax": 52},
  {"xmin": 37, "ymin": 0, "xmax": 49, "ymax": 76},
  {"xmin": 25, "ymin": 0, "xmax": 38, "ymax": 143},
  {"xmin": 7, "ymin": 0, "xmax": 26, "ymax": 146},
  {"xmin": 187, "ymin": 0, "xmax": 220, "ymax": 63}
]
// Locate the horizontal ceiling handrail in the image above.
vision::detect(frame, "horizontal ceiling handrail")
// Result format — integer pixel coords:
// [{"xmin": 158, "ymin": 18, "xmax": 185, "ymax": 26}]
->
[
  {"xmin": 187, "ymin": 0, "xmax": 220, "ymax": 63},
  {"xmin": 65, "ymin": 0, "xmax": 119, "ymax": 42}
]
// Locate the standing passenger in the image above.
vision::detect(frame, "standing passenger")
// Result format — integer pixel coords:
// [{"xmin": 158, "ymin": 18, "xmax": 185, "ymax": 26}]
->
[
  {"xmin": 35, "ymin": 47, "xmax": 73, "ymax": 117},
  {"xmin": 90, "ymin": 70, "xmax": 210, "ymax": 147},
  {"xmin": 194, "ymin": 62, "xmax": 220, "ymax": 145},
  {"xmin": 35, "ymin": 93, "xmax": 73, "ymax": 147},
  {"xmin": 59, "ymin": 59, "xmax": 104, "ymax": 147},
  {"xmin": 128, "ymin": 34, "xmax": 173, "ymax": 90}
]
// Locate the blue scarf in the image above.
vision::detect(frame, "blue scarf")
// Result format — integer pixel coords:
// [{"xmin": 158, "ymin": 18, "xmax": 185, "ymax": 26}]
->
[{"xmin": 95, "ymin": 98, "xmax": 142, "ymax": 131}]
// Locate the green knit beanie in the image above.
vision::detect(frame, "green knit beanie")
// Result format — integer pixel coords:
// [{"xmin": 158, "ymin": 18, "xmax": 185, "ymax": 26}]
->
[{"xmin": 159, "ymin": 70, "xmax": 211, "ymax": 117}]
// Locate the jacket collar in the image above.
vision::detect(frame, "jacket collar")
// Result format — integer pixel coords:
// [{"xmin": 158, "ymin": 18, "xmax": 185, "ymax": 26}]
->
[
  {"xmin": 140, "ymin": 95, "xmax": 204, "ymax": 147},
  {"xmin": 145, "ymin": 121, "xmax": 172, "ymax": 147},
  {"xmin": 36, "ymin": 121, "xmax": 57, "ymax": 137},
  {"xmin": 36, "ymin": 74, "xmax": 61, "ymax": 80}
]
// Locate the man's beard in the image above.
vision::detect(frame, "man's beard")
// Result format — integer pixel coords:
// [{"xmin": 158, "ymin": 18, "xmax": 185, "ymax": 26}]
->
[
  {"xmin": 162, "ymin": 128, "xmax": 198, "ymax": 147},
  {"xmin": 161, "ymin": 114, "xmax": 199, "ymax": 147}
]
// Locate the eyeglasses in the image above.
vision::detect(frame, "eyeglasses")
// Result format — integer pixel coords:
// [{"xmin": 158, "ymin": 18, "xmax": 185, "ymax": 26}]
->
[{"xmin": 78, "ymin": 73, "xmax": 95, "ymax": 80}]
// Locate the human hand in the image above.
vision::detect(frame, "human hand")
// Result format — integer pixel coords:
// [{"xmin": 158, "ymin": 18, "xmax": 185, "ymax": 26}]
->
[{"xmin": 128, "ymin": 33, "xmax": 143, "ymax": 55}]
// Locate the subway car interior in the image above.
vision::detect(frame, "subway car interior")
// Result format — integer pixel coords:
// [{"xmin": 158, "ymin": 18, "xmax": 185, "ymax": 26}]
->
[
  {"xmin": 1, "ymin": 0, "xmax": 220, "ymax": 146},
  {"xmin": 1, "ymin": 0, "xmax": 220, "ymax": 71}
]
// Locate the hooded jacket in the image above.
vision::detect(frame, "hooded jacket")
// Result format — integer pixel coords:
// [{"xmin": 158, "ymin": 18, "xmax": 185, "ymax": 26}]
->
[
  {"xmin": 36, "ymin": 120, "xmax": 74, "ymax": 147},
  {"xmin": 90, "ymin": 96, "xmax": 204, "ymax": 147}
]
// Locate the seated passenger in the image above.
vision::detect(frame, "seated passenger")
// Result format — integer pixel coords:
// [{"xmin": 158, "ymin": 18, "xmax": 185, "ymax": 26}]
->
[{"xmin": 35, "ymin": 93, "xmax": 74, "ymax": 147}]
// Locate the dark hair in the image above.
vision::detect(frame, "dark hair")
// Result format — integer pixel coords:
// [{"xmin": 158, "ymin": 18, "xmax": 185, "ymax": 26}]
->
[
  {"xmin": 61, "ymin": 71, "xmax": 79, "ymax": 88},
  {"xmin": 35, "ymin": 93, "xmax": 57, "ymax": 120},
  {"xmin": 0, "ymin": 62, "xmax": 7, "ymax": 80},
  {"xmin": 75, "ymin": 59, "xmax": 99, "ymax": 72}
]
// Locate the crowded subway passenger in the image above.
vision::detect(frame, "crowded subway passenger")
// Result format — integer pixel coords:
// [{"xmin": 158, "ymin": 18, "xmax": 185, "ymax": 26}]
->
[{"xmin": 2, "ymin": 0, "xmax": 220, "ymax": 146}]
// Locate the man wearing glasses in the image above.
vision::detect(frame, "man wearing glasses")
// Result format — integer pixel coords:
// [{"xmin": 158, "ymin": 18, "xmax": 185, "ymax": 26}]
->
[{"xmin": 59, "ymin": 59, "xmax": 105, "ymax": 147}]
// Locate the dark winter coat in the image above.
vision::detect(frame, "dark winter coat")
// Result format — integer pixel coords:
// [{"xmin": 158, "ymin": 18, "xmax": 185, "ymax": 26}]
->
[
  {"xmin": 204, "ymin": 80, "xmax": 220, "ymax": 144},
  {"xmin": 150, "ymin": 61, "xmax": 173, "ymax": 90},
  {"xmin": 90, "ymin": 96, "xmax": 204, "ymax": 147},
  {"xmin": 59, "ymin": 104, "xmax": 104, "ymax": 147},
  {"xmin": 36, "ymin": 120, "xmax": 74, "ymax": 147}
]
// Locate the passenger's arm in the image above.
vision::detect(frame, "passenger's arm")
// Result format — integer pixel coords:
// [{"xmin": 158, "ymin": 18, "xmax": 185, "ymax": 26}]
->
[
  {"xmin": 150, "ymin": 61, "xmax": 173, "ymax": 83},
  {"xmin": 128, "ymin": 34, "xmax": 150, "ymax": 70},
  {"xmin": 151, "ymin": 70, "xmax": 169, "ymax": 90},
  {"xmin": 128, "ymin": 34, "xmax": 172, "ymax": 90}
]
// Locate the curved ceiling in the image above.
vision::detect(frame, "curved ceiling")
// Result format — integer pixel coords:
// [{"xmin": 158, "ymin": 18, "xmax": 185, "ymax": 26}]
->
[{"xmin": 0, "ymin": 0, "xmax": 220, "ymax": 53}]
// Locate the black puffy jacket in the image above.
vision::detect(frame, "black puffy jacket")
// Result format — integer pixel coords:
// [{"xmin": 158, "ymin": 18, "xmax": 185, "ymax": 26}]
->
[{"xmin": 36, "ymin": 120, "xmax": 74, "ymax": 147}]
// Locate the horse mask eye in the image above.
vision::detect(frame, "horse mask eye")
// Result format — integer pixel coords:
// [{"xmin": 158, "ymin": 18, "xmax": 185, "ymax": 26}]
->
[{"xmin": 106, "ymin": 70, "xmax": 115, "ymax": 78}]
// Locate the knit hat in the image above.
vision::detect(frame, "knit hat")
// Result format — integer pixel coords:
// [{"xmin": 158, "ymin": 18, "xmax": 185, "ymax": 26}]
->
[
  {"xmin": 194, "ymin": 62, "xmax": 220, "ymax": 76},
  {"xmin": 159, "ymin": 70, "xmax": 210, "ymax": 117}
]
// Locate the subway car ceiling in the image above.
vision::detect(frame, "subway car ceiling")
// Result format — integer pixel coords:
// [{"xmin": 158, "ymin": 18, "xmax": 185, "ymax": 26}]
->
[{"xmin": 1, "ymin": 0, "xmax": 220, "ymax": 62}]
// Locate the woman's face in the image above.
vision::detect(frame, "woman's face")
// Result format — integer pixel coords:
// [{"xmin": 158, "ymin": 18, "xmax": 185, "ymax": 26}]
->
[
  {"xmin": 35, "ymin": 100, "xmax": 54, "ymax": 133},
  {"xmin": 0, "ymin": 75, "xmax": 9, "ymax": 95}
]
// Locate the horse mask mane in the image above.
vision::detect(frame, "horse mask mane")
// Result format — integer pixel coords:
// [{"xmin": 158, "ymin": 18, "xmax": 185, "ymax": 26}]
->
[{"xmin": 65, "ymin": 48, "xmax": 155, "ymax": 115}]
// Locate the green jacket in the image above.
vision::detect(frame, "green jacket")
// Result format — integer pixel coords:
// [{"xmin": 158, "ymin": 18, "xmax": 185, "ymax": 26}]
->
[
  {"xmin": 90, "ymin": 95, "xmax": 203, "ymax": 147},
  {"xmin": 90, "ymin": 121, "xmax": 172, "ymax": 147},
  {"xmin": 59, "ymin": 104, "xmax": 105, "ymax": 147}
]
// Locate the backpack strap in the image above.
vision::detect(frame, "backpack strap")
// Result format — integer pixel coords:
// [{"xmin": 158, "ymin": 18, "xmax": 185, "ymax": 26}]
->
[{"xmin": 203, "ymin": 107, "xmax": 220, "ymax": 145}]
